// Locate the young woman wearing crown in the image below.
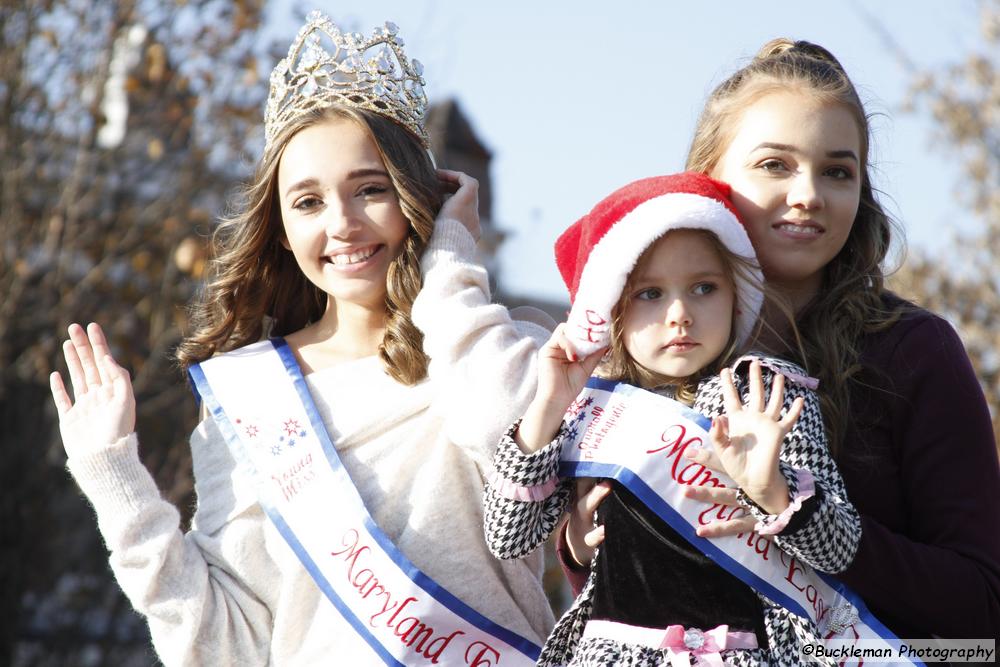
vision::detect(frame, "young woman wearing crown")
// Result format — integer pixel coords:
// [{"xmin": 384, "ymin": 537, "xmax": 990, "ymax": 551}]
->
[{"xmin": 49, "ymin": 11, "xmax": 555, "ymax": 665}]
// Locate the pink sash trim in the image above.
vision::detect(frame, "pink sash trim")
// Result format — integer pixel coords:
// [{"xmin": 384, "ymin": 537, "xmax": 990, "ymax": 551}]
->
[
  {"xmin": 754, "ymin": 468, "xmax": 816, "ymax": 536},
  {"xmin": 735, "ymin": 354, "xmax": 820, "ymax": 390},
  {"xmin": 487, "ymin": 469, "xmax": 558, "ymax": 502},
  {"xmin": 582, "ymin": 619, "xmax": 757, "ymax": 666}
]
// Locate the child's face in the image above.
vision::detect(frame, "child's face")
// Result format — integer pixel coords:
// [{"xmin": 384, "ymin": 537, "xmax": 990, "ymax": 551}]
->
[
  {"xmin": 276, "ymin": 116, "xmax": 410, "ymax": 311},
  {"xmin": 620, "ymin": 230, "xmax": 735, "ymax": 380}
]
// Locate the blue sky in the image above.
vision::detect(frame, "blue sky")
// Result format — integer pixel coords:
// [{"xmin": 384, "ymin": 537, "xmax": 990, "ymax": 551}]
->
[{"xmin": 269, "ymin": 1, "xmax": 983, "ymax": 301}]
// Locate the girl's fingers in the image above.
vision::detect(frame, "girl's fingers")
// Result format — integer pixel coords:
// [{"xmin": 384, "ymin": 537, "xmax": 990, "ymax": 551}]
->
[
  {"xmin": 435, "ymin": 168, "xmax": 462, "ymax": 192},
  {"xmin": 456, "ymin": 171, "xmax": 477, "ymax": 190},
  {"xmin": 436, "ymin": 169, "xmax": 479, "ymax": 227},
  {"xmin": 541, "ymin": 325, "xmax": 573, "ymax": 361},
  {"xmin": 583, "ymin": 525, "xmax": 605, "ymax": 548},
  {"xmin": 780, "ymin": 396, "xmax": 805, "ymax": 430},
  {"xmin": 565, "ymin": 479, "xmax": 610, "ymax": 566},
  {"xmin": 547, "ymin": 323, "xmax": 566, "ymax": 345},
  {"xmin": 683, "ymin": 483, "xmax": 739, "ymax": 506},
  {"xmin": 548, "ymin": 324, "xmax": 605, "ymax": 371},
  {"xmin": 69, "ymin": 323, "xmax": 101, "ymax": 389},
  {"xmin": 708, "ymin": 416, "xmax": 724, "ymax": 449},
  {"xmin": 49, "ymin": 372, "xmax": 72, "ymax": 416},
  {"xmin": 705, "ymin": 418, "xmax": 732, "ymax": 479},
  {"xmin": 547, "ymin": 324, "xmax": 575, "ymax": 361},
  {"xmin": 747, "ymin": 359, "xmax": 764, "ymax": 412},
  {"xmin": 559, "ymin": 339, "xmax": 578, "ymax": 364},
  {"xmin": 436, "ymin": 167, "xmax": 462, "ymax": 181},
  {"xmin": 580, "ymin": 346, "xmax": 607, "ymax": 376},
  {"xmin": 581, "ymin": 480, "xmax": 612, "ymax": 516},
  {"xmin": 438, "ymin": 169, "xmax": 477, "ymax": 194},
  {"xmin": 708, "ymin": 415, "xmax": 730, "ymax": 450},
  {"xmin": 101, "ymin": 354, "xmax": 129, "ymax": 396},
  {"xmin": 683, "ymin": 445, "xmax": 725, "ymax": 472},
  {"xmin": 63, "ymin": 338, "xmax": 88, "ymax": 399},
  {"xmin": 720, "ymin": 368, "xmax": 741, "ymax": 413},
  {"xmin": 572, "ymin": 476, "xmax": 596, "ymax": 498},
  {"xmin": 87, "ymin": 323, "xmax": 114, "ymax": 385},
  {"xmin": 695, "ymin": 515, "xmax": 757, "ymax": 539},
  {"xmin": 766, "ymin": 372, "xmax": 785, "ymax": 417}
]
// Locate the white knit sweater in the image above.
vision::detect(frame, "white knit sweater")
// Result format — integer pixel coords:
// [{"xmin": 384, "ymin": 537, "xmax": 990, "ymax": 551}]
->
[{"xmin": 65, "ymin": 218, "xmax": 556, "ymax": 665}]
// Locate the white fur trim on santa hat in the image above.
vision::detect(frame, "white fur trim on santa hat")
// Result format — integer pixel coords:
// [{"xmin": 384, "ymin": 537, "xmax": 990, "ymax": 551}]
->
[{"xmin": 564, "ymin": 192, "xmax": 764, "ymax": 356}]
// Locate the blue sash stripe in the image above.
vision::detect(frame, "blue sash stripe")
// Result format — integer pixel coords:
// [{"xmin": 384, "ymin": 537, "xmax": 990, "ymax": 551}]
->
[
  {"xmin": 188, "ymin": 361, "xmax": 405, "ymax": 667},
  {"xmin": 270, "ymin": 338, "xmax": 542, "ymax": 660}
]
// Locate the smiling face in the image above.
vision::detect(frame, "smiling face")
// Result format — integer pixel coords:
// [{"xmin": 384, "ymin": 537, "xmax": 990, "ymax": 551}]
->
[
  {"xmin": 277, "ymin": 116, "xmax": 410, "ymax": 311},
  {"xmin": 620, "ymin": 229, "xmax": 736, "ymax": 382},
  {"xmin": 711, "ymin": 90, "xmax": 862, "ymax": 304}
]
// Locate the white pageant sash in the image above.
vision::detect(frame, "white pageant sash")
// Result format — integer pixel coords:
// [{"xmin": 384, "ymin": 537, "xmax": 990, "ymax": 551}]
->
[
  {"xmin": 189, "ymin": 339, "xmax": 541, "ymax": 667},
  {"xmin": 558, "ymin": 377, "xmax": 923, "ymax": 666}
]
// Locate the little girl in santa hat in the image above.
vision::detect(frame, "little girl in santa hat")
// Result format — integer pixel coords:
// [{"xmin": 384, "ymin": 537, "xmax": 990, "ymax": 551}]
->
[{"xmin": 484, "ymin": 172, "xmax": 861, "ymax": 666}]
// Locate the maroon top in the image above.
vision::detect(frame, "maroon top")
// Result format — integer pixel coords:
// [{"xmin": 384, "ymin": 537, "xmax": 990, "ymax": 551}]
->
[
  {"xmin": 558, "ymin": 295, "xmax": 1000, "ymax": 639},
  {"xmin": 833, "ymin": 295, "xmax": 1000, "ymax": 637}
]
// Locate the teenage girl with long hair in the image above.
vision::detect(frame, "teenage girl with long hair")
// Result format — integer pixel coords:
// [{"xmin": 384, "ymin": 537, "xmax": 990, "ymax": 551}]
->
[{"xmin": 50, "ymin": 12, "xmax": 555, "ymax": 665}]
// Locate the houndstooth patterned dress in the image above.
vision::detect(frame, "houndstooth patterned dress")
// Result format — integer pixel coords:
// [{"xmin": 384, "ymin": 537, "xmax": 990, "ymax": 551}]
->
[{"xmin": 484, "ymin": 355, "xmax": 861, "ymax": 666}]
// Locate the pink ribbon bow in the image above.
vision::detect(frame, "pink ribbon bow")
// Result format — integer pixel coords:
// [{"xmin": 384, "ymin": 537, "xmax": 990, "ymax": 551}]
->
[{"xmin": 659, "ymin": 624, "xmax": 757, "ymax": 667}]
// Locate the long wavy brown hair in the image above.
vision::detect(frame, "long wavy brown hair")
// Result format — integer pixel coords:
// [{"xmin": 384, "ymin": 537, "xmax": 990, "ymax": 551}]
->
[
  {"xmin": 685, "ymin": 38, "xmax": 905, "ymax": 454},
  {"xmin": 600, "ymin": 229, "xmax": 780, "ymax": 404},
  {"xmin": 176, "ymin": 105, "xmax": 440, "ymax": 385}
]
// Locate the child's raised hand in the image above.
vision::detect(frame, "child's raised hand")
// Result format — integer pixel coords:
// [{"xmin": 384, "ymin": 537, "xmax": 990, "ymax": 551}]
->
[
  {"xmin": 535, "ymin": 324, "xmax": 605, "ymax": 413},
  {"xmin": 50, "ymin": 323, "xmax": 136, "ymax": 458},
  {"xmin": 437, "ymin": 169, "xmax": 480, "ymax": 242},
  {"xmin": 708, "ymin": 360, "xmax": 803, "ymax": 514},
  {"xmin": 515, "ymin": 324, "xmax": 605, "ymax": 453}
]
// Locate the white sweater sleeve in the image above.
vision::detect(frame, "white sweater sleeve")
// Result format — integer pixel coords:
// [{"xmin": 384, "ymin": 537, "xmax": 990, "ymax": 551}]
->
[
  {"xmin": 65, "ymin": 422, "xmax": 275, "ymax": 666},
  {"xmin": 411, "ymin": 217, "xmax": 556, "ymax": 460}
]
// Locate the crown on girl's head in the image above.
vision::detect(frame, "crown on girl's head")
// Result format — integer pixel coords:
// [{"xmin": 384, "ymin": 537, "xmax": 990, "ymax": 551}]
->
[{"xmin": 264, "ymin": 10, "xmax": 429, "ymax": 150}]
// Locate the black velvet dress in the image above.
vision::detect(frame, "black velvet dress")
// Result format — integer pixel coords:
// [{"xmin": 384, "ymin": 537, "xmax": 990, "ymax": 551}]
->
[{"xmin": 590, "ymin": 482, "xmax": 768, "ymax": 646}]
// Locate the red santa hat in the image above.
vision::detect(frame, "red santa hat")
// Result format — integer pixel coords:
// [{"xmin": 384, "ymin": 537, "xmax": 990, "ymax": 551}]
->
[{"xmin": 555, "ymin": 172, "xmax": 764, "ymax": 356}]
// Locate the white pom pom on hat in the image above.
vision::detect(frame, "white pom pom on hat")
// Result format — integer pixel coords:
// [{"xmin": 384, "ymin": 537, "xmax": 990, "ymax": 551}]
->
[{"xmin": 554, "ymin": 171, "xmax": 764, "ymax": 357}]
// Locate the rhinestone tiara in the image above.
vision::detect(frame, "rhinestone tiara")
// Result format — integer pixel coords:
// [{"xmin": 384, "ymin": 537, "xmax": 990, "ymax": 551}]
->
[{"xmin": 264, "ymin": 10, "xmax": 429, "ymax": 150}]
